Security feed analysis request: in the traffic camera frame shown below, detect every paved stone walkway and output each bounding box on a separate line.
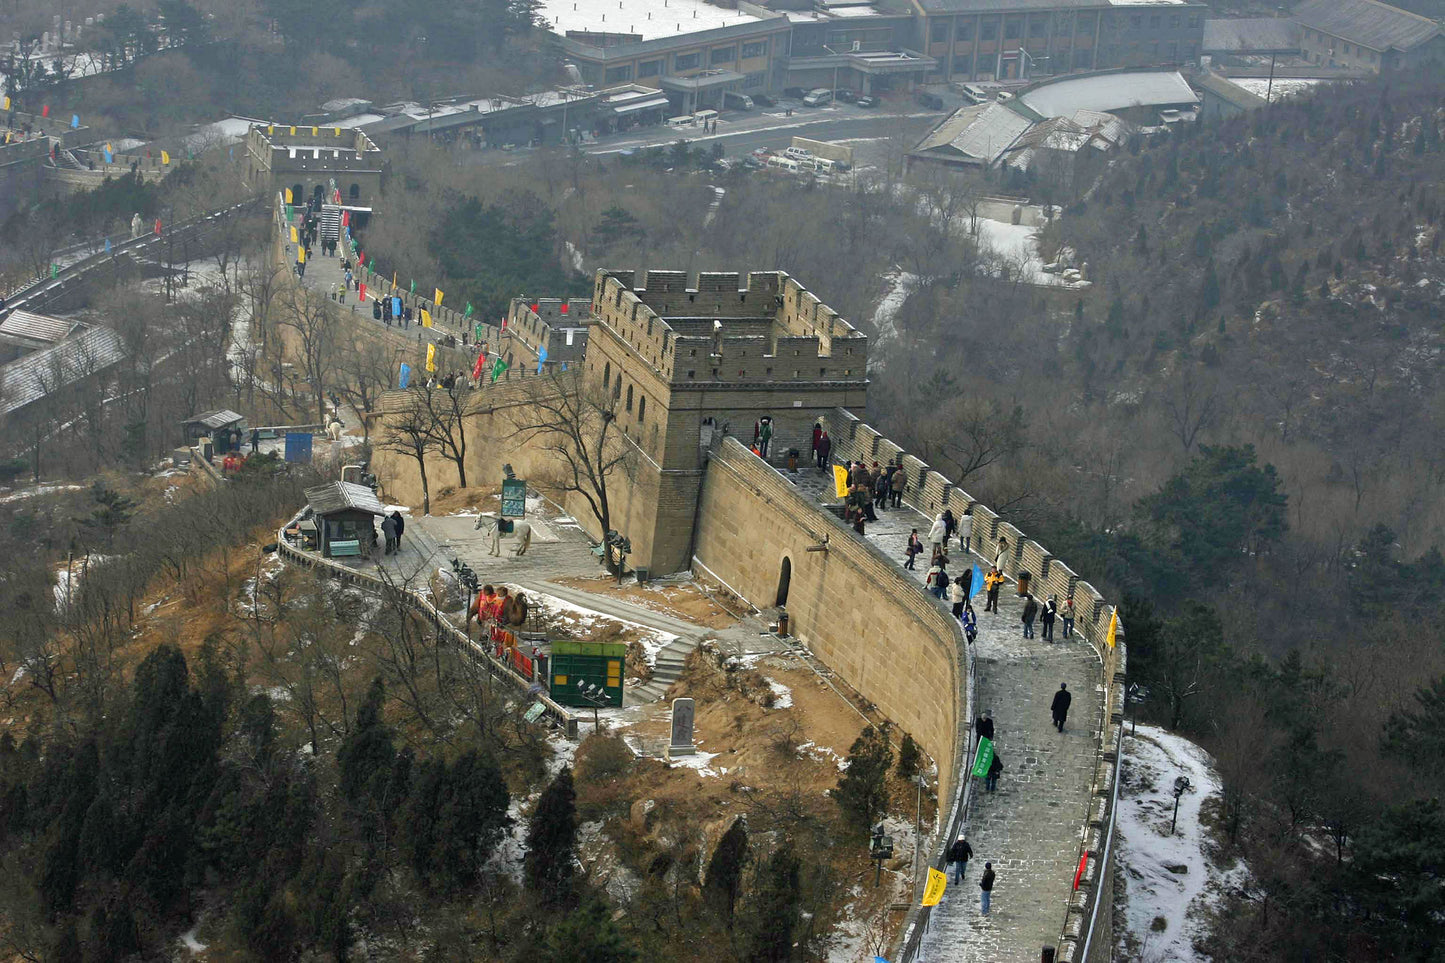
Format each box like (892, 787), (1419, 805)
(788, 465), (1104, 963)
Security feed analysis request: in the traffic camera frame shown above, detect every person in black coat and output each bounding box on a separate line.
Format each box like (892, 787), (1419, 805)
(947, 837), (973, 883)
(979, 862), (995, 915)
(390, 510), (405, 548)
(1051, 682), (1072, 732)
(975, 711), (994, 747)
(986, 753), (1002, 792)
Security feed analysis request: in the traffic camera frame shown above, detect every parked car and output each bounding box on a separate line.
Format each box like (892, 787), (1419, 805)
(783, 87), (808, 99)
(802, 88), (833, 107)
(836, 88), (857, 103)
(856, 95), (878, 108)
(915, 91), (945, 110)
(751, 93), (776, 107)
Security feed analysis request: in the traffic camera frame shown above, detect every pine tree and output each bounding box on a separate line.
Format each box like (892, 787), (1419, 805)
(79, 482), (136, 549)
(896, 733), (921, 781)
(831, 724), (893, 836)
(744, 843), (802, 963)
(704, 817), (748, 923)
(540, 898), (637, 963)
(337, 677), (395, 801)
(525, 766), (578, 907)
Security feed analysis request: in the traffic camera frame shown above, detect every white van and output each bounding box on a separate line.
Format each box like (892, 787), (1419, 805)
(723, 91), (754, 110)
(767, 156), (801, 173)
(812, 156), (838, 174)
(693, 108), (719, 126)
(666, 115), (694, 128)
(783, 145), (814, 162)
(802, 88), (833, 107)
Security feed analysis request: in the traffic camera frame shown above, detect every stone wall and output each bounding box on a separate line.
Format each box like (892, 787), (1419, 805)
(825, 407), (1126, 963)
(693, 437), (968, 808)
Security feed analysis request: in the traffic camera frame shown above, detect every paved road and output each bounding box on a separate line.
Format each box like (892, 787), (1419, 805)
(789, 465), (1103, 963)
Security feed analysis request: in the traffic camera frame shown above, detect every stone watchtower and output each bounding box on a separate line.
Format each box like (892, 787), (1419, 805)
(585, 269), (867, 575)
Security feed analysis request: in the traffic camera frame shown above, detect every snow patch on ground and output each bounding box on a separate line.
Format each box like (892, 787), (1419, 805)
(798, 740), (848, 771)
(0, 484), (85, 503)
(765, 677), (794, 709)
(872, 270), (918, 344)
(668, 749), (721, 777)
(178, 926), (208, 953)
(1115, 725), (1248, 963)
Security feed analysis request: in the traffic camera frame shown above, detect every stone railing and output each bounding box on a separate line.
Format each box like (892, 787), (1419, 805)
(275, 532), (579, 738)
(827, 407), (1127, 963)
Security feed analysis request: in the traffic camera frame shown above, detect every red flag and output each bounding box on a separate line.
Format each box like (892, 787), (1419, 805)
(529, 303), (538, 313)
(154, 219), (162, 235)
(342, 211), (351, 227)
(501, 317), (507, 330)
(472, 350), (486, 381)
(358, 282), (366, 302)
(334, 189), (341, 203)
(560, 303), (569, 314)
(358, 252), (365, 265)
(41, 105), (50, 117)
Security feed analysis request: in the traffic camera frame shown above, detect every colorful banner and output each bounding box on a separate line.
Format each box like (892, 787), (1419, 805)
(41, 104), (50, 117)
(1107, 609), (1119, 648)
(392, 296), (402, 317)
(160, 149), (170, 165)
(290, 226), (298, 243)
(832, 464), (850, 499)
(420, 309), (433, 328)
(50, 264), (58, 278)
(491, 356), (508, 383)
(425, 343), (436, 372)
(410, 278), (416, 294)
(70, 114), (79, 128)
(289, 125), (296, 135)
(102, 146), (113, 163)
(297, 247), (306, 264)
(284, 187), (293, 204)
(358, 282), (366, 302)
(1073, 853), (1088, 890)
(537, 344), (548, 374)
(473, 323), (483, 342)
(434, 288), (444, 306)
(2, 96), (10, 110)
(104, 238), (111, 254)
(267, 124), (275, 135)
(971, 737), (994, 779)
(154, 219), (162, 236)
(285, 203), (294, 221)
(398, 362), (411, 389)
(472, 350), (487, 380)
(335, 126), (342, 137)
(464, 302), (474, 319)
(921, 868), (947, 907)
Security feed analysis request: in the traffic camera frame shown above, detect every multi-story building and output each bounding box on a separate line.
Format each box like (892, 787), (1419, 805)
(583, 269), (868, 573)
(906, 0), (1207, 83)
(1292, 0), (1444, 73)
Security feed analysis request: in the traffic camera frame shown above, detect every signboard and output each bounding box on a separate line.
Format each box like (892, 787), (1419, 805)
(971, 736), (994, 779)
(501, 478), (527, 518)
(523, 701), (548, 724)
(284, 432), (313, 463)
(548, 640), (626, 708)
(921, 868), (948, 906)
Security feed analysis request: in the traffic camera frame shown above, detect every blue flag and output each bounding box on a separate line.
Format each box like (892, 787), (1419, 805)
(971, 564), (985, 597)
(102, 147), (113, 163)
(398, 363), (411, 389)
(229, 146), (234, 160)
(392, 296), (402, 317)
(537, 344), (548, 374)
(104, 238), (111, 254)
(70, 114), (79, 128)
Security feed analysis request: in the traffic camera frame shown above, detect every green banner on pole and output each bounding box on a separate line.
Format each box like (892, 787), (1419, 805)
(971, 737), (994, 779)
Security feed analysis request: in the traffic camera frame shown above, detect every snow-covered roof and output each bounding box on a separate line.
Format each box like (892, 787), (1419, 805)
(0, 310), (76, 345)
(914, 101), (1033, 165)
(539, 0), (764, 41)
(1292, 0), (1441, 51)
(1202, 17), (1301, 53)
(0, 326), (125, 416)
(1020, 70), (1199, 117)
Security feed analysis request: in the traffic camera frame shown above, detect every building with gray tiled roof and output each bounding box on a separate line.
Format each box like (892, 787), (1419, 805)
(1292, 0), (1444, 72)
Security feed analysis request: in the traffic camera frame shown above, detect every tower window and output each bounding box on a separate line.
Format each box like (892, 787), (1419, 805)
(626, 385), (633, 412)
(638, 396), (646, 421)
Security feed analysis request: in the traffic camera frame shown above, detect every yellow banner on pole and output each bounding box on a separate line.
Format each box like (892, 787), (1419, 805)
(1106, 609), (1119, 648)
(289, 125), (296, 135)
(2, 95), (10, 110)
(267, 123), (274, 135)
(434, 288), (444, 306)
(289, 226), (298, 243)
(832, 464), (850, 500)
(921, 868), (947, 907)
(284, 187), (293, 204)
(311, 126), (318, 136)
(425, 343), (436, 372)
(420, 308), (433, 328)
(297, 247), (306, 264)
(160, 150), (170, 165)
(335, 126), (341, 137)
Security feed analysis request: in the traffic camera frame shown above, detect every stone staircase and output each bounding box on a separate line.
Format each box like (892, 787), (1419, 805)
(631, 636), (697, 704)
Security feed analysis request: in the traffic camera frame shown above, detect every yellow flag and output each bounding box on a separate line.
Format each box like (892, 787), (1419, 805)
(289, 126), (296, 135)
(832, 464), (850, 499)
(334, 126), (341, 137)
(311, 126), (318, 136)
(267, 123), (274, 135)
(297, 247), (306, 264)
(106, 142), (114, 154)
(420, 308), (433, 328)
(161, 150), (170, 165)
(4, 132), (10, 144)
(392, 271), (398, 290)
(284, 187), (293, 204)
(921, 868), (947, 907)
(434, 288), (444, 306)
(290, 226), (298, 243)
(425, 343), (436, 372)
(2, 95), (10, 110)
(1106, 609), (1119, 648)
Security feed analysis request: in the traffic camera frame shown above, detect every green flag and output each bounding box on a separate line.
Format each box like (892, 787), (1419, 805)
(410, 278), (416, 294)
(464, 302), (474, 318)
(285, 203), (294, 221)
(50, 263), (57, 278)
(971, 737), (994, 779)
(490, 356), (508, 383)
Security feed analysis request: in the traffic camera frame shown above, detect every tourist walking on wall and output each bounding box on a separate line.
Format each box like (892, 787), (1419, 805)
(905, 529), (923, 570)
(811, 421), (822, 463)
(890, 464), (906, 507)
(979, 863), (996, 914)
(380, 513), (398, 555)
(948, 837), (974, 884)
(1061, 597), (1076, 638)
(962, 603), (978, 642)
(942, 508), (957, 546)
(928, 512), (948, 557)
(1041, 595), (1057, 641)
(391, 511), (405, 547)
(975, 709), (993, 747)
(959, 507), (973, 553)
(816, 431), (832, 470)
(985, 754), (1002, 792)
(950, 575), (967, 620)
(873, 468), (889, 511)
(1051, 683), (1071, 732)
(1021, 593), (1038, 639)
(994, 536), (1009, 573)
(984, 567), (1005, 612)
(926, 558), (948, 598)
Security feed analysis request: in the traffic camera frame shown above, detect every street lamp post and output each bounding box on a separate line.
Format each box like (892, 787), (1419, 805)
(822, 44), (843, 102)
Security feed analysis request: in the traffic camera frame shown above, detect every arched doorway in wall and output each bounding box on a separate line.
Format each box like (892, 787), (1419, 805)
(776, 556), (792, 607)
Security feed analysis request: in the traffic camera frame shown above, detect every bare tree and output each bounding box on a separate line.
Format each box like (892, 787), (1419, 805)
(378, 389), (440, 515)
(335, 338), (404, 444)
(1164, 368), (1222, 453)
(908, 394), (1028, 487)
(276, 286), (339, 423)
(511, 366), (637, 545)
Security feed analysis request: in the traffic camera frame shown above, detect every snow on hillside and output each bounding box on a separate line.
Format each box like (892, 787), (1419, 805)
(1114, 725), (1248, 963)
